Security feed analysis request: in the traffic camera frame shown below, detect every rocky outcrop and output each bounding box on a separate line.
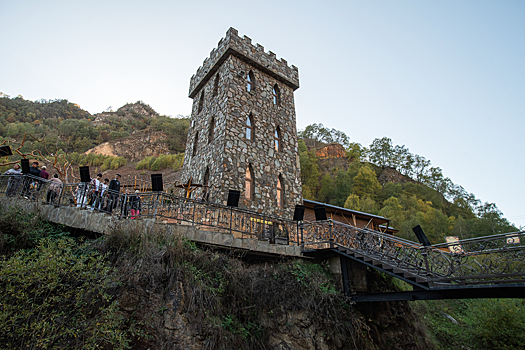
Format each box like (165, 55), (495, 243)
(315, 143), (346, 159)
(84, 128), (170, 163)
(377, 166), (415, 186)
(92, 102), (159, 128)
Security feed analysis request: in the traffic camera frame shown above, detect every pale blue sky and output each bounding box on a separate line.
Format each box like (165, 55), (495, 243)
(1, 0), (524, 227)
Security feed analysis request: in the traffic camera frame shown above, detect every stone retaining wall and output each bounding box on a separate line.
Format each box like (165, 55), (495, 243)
(0, 197), (302, 258)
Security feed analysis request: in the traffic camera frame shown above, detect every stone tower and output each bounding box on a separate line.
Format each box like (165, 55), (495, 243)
(181, 28), (302, 219)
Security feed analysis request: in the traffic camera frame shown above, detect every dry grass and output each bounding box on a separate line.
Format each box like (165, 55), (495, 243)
(97, 223), (367, 349)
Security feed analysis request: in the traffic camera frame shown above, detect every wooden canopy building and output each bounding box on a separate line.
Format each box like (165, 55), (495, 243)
(302, 199), (398, 234)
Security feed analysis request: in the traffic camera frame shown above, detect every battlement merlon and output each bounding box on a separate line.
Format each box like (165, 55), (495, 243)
(188, 27), (299, 98)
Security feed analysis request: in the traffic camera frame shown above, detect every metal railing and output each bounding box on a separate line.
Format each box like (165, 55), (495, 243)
(2, 174), (525, 287)
(0, 175), (299, 245)
(302, 219), (525, 286)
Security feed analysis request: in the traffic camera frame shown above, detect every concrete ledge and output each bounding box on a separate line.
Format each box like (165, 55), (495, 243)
(0, 197), (303, 258)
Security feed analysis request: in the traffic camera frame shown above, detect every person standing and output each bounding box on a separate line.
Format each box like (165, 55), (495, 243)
(26, 161), (41, 199)
(107, 173), (121, 213)
(4, 163), (22, 196)
(130, 190), (142, 219)
(46, 174), (62, 204)
(90, 173), (102, 208)
(29, 161), (40, 177)
(99, 178), (109, 211)
(40, 165), (49, 180)
(37, 165), (49, 193)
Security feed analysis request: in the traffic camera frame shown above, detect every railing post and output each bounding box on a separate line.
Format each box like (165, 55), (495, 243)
(120, 193), (126, 219)
(192, 200), (196, 226)
(229, 207), (233, 235)
(329, 219), (334, 248)
(56, 186), (64, 207)
(422, 247), (431, 283)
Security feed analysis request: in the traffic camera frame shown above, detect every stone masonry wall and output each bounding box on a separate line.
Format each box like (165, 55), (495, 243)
(182, 29), (302, 219)
(188, 27), (299, 98)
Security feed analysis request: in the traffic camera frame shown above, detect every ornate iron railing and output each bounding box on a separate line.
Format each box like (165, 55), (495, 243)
(2, 174), (525, 287)
(302, 219), (525, 286)
(0, 175), (299, 245)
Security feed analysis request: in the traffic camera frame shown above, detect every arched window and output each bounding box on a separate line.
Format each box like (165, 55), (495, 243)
(208, 117), (215, 143)
(277, 175), (284, 208)
(247, 71), (254, 92)
(213, 74), (220, 96)
(246, 114), (254, 140)
(198, 91), (204, 113)
(245, 165), (254, 200)
(272, 84), (280, 106)
(274, 127), (281, 152)
(192, 132), (199, 157)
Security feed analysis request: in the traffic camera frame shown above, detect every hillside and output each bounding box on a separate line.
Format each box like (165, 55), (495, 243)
(0, 96), (189, 156)
(85, 128), (171, 163)
(1, 95), (517, 245)
(298, 124), (518, 244)
(0, 207), (436, 350)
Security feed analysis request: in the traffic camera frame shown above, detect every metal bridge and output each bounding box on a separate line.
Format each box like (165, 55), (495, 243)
(1, 174), (524, 302)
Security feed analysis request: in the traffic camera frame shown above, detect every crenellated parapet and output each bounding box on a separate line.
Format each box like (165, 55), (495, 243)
(188, 27), (299, 98)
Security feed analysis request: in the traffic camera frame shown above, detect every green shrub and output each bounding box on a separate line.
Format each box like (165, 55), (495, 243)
(135, 153), (184, 171)
(0, 206), (69, 254)
(0, 238), (130, 349)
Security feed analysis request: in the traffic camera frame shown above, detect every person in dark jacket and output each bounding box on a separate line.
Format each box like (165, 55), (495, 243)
(107, 173), (121, 213)
(24, 161), (41, 199)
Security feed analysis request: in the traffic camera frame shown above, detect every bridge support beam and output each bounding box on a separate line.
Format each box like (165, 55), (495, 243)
(327, 255), (368, 295)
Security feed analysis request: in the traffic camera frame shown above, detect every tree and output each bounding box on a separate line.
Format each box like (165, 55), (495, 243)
(368, 137), (394, 168)
(352, 166), (381, 199)
(332, 170), (352, 207)
(317, 174), (335, 204)
(298, 139), (320, 199)
(344, 194), (360, 211)
(360, 196), (378, 215)
(346, 142), (364, 161)
(379, 197), (405, 229)
(298, 123), (350, 148)
(413, 154), (431, 182)
(474, 202), (517, 236)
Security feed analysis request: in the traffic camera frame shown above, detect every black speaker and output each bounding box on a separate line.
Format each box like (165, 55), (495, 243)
(314, 205), (327, 221)
(21, 159), (30, 174)
(293, 204), (305, 221)
(79, 166), (90, 183)
(227, 190), (240, 207)
(0, 145), (13, 156)
(151, 174), (163, 192)
(412, 225), (431, 247)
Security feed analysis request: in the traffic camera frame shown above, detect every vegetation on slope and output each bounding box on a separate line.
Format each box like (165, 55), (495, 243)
(298, 124), (518, 244)
(1, 206), (380, 349)
(0, 95), (189, 158)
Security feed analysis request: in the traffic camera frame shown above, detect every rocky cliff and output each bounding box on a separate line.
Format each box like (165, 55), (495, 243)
(85, 128), (170, 163)
(315, 143), (346, 159)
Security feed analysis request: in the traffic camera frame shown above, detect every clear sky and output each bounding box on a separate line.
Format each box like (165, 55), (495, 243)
(1, 0), (524, 228)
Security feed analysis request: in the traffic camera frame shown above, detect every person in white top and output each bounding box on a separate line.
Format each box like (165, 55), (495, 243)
(98, 178), (109, 211)
(89, 173), (102, 208)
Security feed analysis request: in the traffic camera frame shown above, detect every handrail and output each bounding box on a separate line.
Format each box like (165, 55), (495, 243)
(2, 174), (525, 287)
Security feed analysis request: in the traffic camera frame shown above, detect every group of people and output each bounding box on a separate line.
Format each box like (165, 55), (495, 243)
(4, 164), (141, 219)
(80, 173), (142, 219)
(3, 161), (62, 202)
